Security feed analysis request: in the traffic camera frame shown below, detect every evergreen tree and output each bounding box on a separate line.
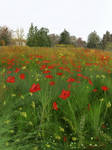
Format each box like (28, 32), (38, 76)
(102, 31), (112, 49)
(0, 26), (12, 46)
(87, 31), (100, 49)
(26, 23), (35, 46)
(36, 27), (51, 47)
(33, 26), (39, 46)
(26, 24), (51, 47)
(59, 29), (71, 44)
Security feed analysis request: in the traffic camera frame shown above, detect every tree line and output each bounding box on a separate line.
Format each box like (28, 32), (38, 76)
(0, 24), (112, 50)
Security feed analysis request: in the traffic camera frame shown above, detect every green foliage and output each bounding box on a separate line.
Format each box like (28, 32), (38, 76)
(0, 26), (12, 46)
(37, 28), (51, 47)
(87, 31), (101, 49)
(102, 31), (112, 49)
(59, 29), (71, 44)
(0, 48), (112, 149)
(26, 23), (51, 47)
(105, 42), (112, 51)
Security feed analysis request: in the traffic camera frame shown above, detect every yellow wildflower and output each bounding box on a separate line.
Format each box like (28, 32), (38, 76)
(20, 112), (27, 118)
(20, 95), (25, 99)
(22, 66), (26, 70)
(59, 127), (64, 132)
(4, 120), (10, 124)
(11, 93), (16, 97)
(72, 137), (77, 141)
(55, 135), (61, 140)
(107, 102), (111, 108)
(31, 101), (36, 109)
(45, 144), (51, 148)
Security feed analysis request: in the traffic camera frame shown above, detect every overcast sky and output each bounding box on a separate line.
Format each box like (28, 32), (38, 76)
(0, 0), (111, 41)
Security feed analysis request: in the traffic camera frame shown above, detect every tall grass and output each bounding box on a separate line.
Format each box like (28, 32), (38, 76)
(0, 46), (112, 150)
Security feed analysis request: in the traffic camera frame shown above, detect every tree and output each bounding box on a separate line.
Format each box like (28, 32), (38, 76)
(102, 31), (112, 49)
(87, 31), (100, 49)
(105, 42), (112, 51)
(26, 24), (51, 47)
(26, 23), (35, 46)
(33, 26), (39, 46)
(59, 29), (71, 44)
(49, 34), (60, 47)
(70, 36), (77, 46)
(76, 38), (87, 48)
(37, 27), (51, 47)
(0, 26), (12, 46)
(15, 28), (25, 46)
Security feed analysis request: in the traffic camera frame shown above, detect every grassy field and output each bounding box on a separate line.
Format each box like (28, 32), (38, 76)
(0, 46), (112, 150)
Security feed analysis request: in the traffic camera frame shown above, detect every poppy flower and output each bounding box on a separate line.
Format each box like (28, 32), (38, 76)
(42, 60), (50, 63)
(88, 79), (93, 85)
(101, 86), (108, 91)
(7, 66), (12, 69)
(25, 61), (30, 64)
(7, 71), (12, 74)
(56, 73), (63, 76)
(68, 84), (72, 89)
(77, 73), (83, 77)
(14, 68), (20, 73)
(59, 89), (70, 100)
(67, 77), (75, 83)
(63, 136), (67, 142)
(53, 102), (58, 110)
(49, 81), (55, 86)
(43, 70), (51, 74)
(40, 65), (47, 70)
(6, 76), (15, 83)
(59, 67), (64, 70)
(48, 65), (54, 69)
(93, 89), (97, 92)
(30, 83), (40, 93)
(20, 73), (25, 79)
(45, 75), (53, 79)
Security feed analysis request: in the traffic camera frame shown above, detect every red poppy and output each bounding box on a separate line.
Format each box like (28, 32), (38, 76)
(7, 71), (12, 74)
(77, 73), (83, 77)
(6, 76), (15, 83)
(29, 83), (40, 93)
(53, 102), (58, 111)
(7, 66), (12, 69)
(48, 65), (54, 69)
(59, 67), (64, 70)
(43, 70), (51, 74)
(14, 68), (20, 73)
(25, 61), (30, 64)
(40, 65), (47, 70)
(49, 81), (55, 86)
(42, 60), (50, 63)
(56, 73), (63, 76)
(45, 75), (53, 79)
(20, 73), (25, 79)
(93, 89), (97, 92)
(88, 79), (93, 85)
(83, 76), (89, 79)
(68, 84), (72, 89)
(63, 136), (67, 142)
(59, 89), (70, 100)
(67, 77), (75, 83)
(75, 80), (80, 83)
(101, 86), (108, 91)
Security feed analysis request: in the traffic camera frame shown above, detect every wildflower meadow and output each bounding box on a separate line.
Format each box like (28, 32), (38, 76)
(0, 46), (112, 150)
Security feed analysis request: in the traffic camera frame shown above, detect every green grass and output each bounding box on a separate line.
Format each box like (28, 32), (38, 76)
(0, 47), (112, 150)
